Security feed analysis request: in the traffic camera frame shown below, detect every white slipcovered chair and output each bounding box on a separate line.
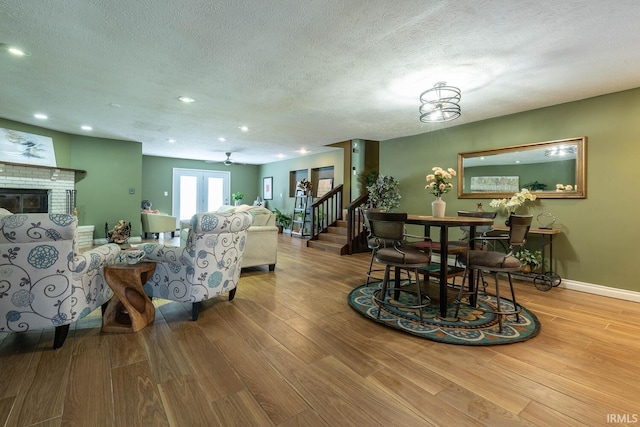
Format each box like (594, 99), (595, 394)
(0, 212), (120, 348)
(139, 211), (252, 320)
(141, 211), (178, 238)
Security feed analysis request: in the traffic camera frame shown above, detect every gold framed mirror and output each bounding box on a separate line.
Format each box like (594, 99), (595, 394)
(457, 137), (586, 199)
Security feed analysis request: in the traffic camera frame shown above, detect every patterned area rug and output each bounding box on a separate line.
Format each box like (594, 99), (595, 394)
(348, 281), (541, 345)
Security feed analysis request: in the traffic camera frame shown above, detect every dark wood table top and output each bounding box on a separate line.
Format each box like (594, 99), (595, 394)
(406, 214), (494, 227)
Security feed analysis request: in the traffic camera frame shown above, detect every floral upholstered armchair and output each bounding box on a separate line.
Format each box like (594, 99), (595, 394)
(0, 212), (121, 348)
(139, 211), (252, 320)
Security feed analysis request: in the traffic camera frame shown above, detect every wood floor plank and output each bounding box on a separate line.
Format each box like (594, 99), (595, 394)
(209, 389), (275, 427)
(140, 318), (192, 385)
(60, 332), (114, 427)
(277, 409), (331, 427)
(0, 331), (41, 399)
(173, 322), (245, 402)
(111, 361), (169, 426)
(233, 298), (328, 364)
(157, 375), (218, 426)
(215, 335), (309, 424)
(284, 315), (383, 378)
(370, 367), (484, 426)
(108, 331), (147, 369)
(435, 383), (536, 426)
(6, 330), (72, 427)
(264, 345), (434, 426)
(519, 400), (590, 427)
(0, 396), (14, 426)
(491, 353), (636, 416)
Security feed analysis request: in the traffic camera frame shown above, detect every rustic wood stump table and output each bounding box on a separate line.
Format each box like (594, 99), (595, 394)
(102, 262), (156, 333)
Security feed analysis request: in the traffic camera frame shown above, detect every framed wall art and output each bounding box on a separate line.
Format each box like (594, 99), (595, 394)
(263, 176), (273, 200)
(0, 127), (57, 167)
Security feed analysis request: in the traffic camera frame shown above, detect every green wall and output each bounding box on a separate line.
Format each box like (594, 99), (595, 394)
(70, 135), (142, 237)
(258, 149), (345, 215)
(380, 87), (640, 292)
(141, 156), (261, 214)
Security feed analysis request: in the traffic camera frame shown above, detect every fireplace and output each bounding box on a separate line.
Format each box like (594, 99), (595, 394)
(0, 188), (49, 213)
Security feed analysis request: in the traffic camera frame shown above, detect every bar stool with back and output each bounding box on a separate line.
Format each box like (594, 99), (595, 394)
(455, 214), (533, 332)
(363, 210), (411, 286)
(365, 211), (433, 323)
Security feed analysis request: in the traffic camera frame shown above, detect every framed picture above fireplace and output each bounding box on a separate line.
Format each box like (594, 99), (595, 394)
(0, 127), (57, 167)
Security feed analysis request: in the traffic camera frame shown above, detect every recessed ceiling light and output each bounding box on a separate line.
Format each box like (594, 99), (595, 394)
(276, 154), (286, 159)
(178, 96), (195, 103)
(34, 113), (48, 120)
(168, 138), (176, 143)
(81, 125), (92, 131)
(239, 126), (249, 132)
(0, 43), (30, 56)
(218, 137), (226, 142)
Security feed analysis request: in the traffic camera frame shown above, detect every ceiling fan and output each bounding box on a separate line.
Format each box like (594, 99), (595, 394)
(205, 152), (237, 166)
(222, 152), (234, 166)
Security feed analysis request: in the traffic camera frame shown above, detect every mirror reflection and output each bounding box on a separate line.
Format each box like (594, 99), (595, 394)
(457, 137), (586, 199)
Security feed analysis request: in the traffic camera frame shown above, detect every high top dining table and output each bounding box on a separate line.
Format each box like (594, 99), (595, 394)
(406, 215), (495, 317)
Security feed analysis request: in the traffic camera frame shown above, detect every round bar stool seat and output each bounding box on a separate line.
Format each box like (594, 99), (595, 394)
(373, 245), (432, 323)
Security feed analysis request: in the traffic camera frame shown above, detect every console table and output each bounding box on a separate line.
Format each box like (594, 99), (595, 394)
(491, 225), (562, 291)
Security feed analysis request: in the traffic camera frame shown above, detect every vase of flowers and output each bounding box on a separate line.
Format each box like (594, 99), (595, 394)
(425, 166), (456, 218)
(297, 178), (313, 195)
(365, 174), (401, 211)
(489, 188), (537, 224)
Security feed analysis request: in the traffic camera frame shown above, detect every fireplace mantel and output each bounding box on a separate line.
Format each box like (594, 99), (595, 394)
(0, 160), (86, 175)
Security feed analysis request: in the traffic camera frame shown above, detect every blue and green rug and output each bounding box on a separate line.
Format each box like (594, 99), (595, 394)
(348, 281), (540, 345)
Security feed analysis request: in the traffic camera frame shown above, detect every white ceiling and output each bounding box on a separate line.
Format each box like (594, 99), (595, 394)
(2, 0), (640, 165)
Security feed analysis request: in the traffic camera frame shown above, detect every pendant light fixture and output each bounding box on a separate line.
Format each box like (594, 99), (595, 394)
(419, 82), (461, 122)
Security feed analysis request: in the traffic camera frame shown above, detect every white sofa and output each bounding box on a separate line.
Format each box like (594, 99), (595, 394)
(180, 205), (278, 271)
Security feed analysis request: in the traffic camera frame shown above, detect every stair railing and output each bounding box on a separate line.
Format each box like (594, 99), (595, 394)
(309, 185), (343, 242)
(345, 193), (369, 254)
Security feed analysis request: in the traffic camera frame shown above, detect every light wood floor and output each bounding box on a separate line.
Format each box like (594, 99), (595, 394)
(1, 234), (639, 426)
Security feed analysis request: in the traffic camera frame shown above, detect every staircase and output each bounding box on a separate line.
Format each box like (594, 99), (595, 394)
(307, 219), (350, 255)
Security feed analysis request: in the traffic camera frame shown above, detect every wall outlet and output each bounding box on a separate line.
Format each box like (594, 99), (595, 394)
(129, 187), (135, 194)
(164, 191), (168, 196)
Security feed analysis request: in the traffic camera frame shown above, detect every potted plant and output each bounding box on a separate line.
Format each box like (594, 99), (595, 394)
(514, 248), (543, 273)
(364, 174), (401, 211)
(273, 208), (292, 233)
(232, 192), (245, 206)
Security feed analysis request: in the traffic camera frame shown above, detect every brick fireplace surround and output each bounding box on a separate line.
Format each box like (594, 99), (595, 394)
(0, 162), (95, 249)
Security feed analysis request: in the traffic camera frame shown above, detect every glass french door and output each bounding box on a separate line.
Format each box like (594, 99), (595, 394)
(172, 168), (230, 222)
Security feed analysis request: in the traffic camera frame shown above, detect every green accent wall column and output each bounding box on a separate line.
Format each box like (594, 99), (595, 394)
(70, 136), (142, 238)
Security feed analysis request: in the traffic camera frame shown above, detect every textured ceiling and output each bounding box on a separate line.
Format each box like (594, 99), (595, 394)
(2, 0), (640, 165)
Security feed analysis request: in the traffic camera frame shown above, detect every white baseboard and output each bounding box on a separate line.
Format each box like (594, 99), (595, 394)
(559, 279), (640, 303)
(93, 236), (142, 245)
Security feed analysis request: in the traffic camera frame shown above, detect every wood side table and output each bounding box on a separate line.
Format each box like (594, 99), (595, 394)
(102, 262), (156, 333)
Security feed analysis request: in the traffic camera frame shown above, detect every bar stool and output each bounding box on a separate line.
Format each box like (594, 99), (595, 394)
(366, 211), (432, 323)
(363, 210), (411, 286)
(455, 214), (532, 332)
